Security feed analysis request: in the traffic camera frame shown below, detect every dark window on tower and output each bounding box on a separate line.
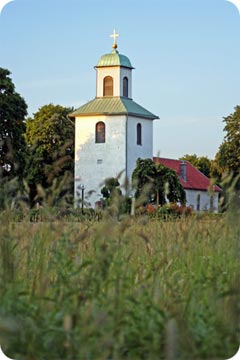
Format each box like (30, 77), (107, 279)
(96, 122), (105, 143)
(137, 123), (142, 145)
(103, 76), (113, 96)
(123, 77), (128, 97)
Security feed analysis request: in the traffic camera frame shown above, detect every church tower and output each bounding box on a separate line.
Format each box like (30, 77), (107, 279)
(70, 31), (159, 207)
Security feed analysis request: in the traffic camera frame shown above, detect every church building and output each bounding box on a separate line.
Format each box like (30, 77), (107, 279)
(70, 31), (159, 207)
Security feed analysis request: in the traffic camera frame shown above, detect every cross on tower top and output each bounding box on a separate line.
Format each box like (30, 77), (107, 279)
(110, 29), (119, 49)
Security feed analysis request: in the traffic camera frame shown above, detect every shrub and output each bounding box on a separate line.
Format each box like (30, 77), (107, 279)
(147, 203), (193, 219)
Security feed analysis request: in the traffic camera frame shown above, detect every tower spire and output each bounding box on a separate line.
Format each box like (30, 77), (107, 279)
(110, 29), (119, 50)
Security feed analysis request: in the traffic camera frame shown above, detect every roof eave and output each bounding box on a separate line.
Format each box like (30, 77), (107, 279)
(69, 112), (127, 117)
(184, 186), (221, 192)
(69, 111), (158, 119)
(127, 113), (159, 120)
(95, 65), (135, 70)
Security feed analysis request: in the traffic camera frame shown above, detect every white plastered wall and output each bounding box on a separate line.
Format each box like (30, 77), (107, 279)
(185, 189), (219, 213)
(74, 114), (126, 207)
(126, 116), (153, 183)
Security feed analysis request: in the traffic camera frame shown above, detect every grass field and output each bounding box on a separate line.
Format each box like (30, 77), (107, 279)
(0, 210), (239, 359)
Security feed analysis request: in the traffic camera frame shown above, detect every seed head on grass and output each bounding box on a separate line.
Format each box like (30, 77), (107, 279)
(137, 231), (153, 256)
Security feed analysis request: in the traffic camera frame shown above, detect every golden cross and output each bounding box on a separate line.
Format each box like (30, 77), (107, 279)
(110, 29), (119, 48)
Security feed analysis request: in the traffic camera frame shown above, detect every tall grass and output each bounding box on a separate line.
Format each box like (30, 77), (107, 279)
(0, 210), (239, 359)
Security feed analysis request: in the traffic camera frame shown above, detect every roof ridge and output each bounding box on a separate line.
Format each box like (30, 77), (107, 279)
(120, 96), (129, 113)
(122, 97), (159, 119)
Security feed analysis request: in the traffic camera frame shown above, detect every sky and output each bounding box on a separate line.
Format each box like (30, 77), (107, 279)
(0, 0), (239, 160)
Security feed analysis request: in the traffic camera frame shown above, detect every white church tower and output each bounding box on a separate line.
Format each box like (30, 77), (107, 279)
(70, 30), (159, 207)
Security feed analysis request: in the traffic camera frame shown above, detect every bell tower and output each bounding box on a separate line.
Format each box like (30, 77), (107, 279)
(70, 31), (159, 207)
(95, 29), (133, 99)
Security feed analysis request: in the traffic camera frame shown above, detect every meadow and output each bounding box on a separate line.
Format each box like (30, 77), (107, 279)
(0, 209), (239, 360)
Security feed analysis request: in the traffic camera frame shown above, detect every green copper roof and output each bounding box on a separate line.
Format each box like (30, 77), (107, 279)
(96, 50), (134, 69)
(70, 97), (158, 120)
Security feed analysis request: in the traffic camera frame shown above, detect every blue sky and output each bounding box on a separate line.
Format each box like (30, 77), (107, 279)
(0, 0), (239, 159)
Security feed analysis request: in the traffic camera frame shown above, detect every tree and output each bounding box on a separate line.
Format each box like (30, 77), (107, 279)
(0, 68), (28, 179)
(211, 106), (240, 209)
(25, 104), (74, 206)
(216, 106), (240, 177)
(132, 158), (156, 200)
(210, 146), (228, 184)
(179, 154), (211, 178)
(155, 164), (186, 205)
(211, 106), (240, 184)
(100, 177), (132, 214)
(132, 158), (186, 206)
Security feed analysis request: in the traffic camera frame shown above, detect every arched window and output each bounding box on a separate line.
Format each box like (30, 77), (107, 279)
(137, 123), (142, 145)
(96, 122), (105, 143)
(103, 76), (113, 96)
(123, 77), (128, 97)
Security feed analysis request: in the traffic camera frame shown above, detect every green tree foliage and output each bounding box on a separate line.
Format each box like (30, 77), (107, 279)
(101, 177), (121, 201)
(179, 154), (211, 177)
(100, 177), (131, 214)
(0, 68), (27, 179)
(132, 158), (186, 206)
(210, 148), (227, 184)
(222, 106), (240, 174)
(132, 158), (156, 200)
(25, 104), (74, 206)
(213, 106), (240, 179)
(211, 106), (240, 209)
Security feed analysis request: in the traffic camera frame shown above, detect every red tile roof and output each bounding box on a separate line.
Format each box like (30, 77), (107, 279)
(153, 157), (221, 192)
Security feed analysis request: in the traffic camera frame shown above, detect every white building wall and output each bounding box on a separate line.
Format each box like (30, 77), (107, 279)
(75, 114), (126, 207)
(126, 116), (153, 183)
(185, 189), (219, 213)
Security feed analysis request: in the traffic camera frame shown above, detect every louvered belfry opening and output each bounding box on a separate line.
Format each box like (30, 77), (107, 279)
(103, 76), (113, 96)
